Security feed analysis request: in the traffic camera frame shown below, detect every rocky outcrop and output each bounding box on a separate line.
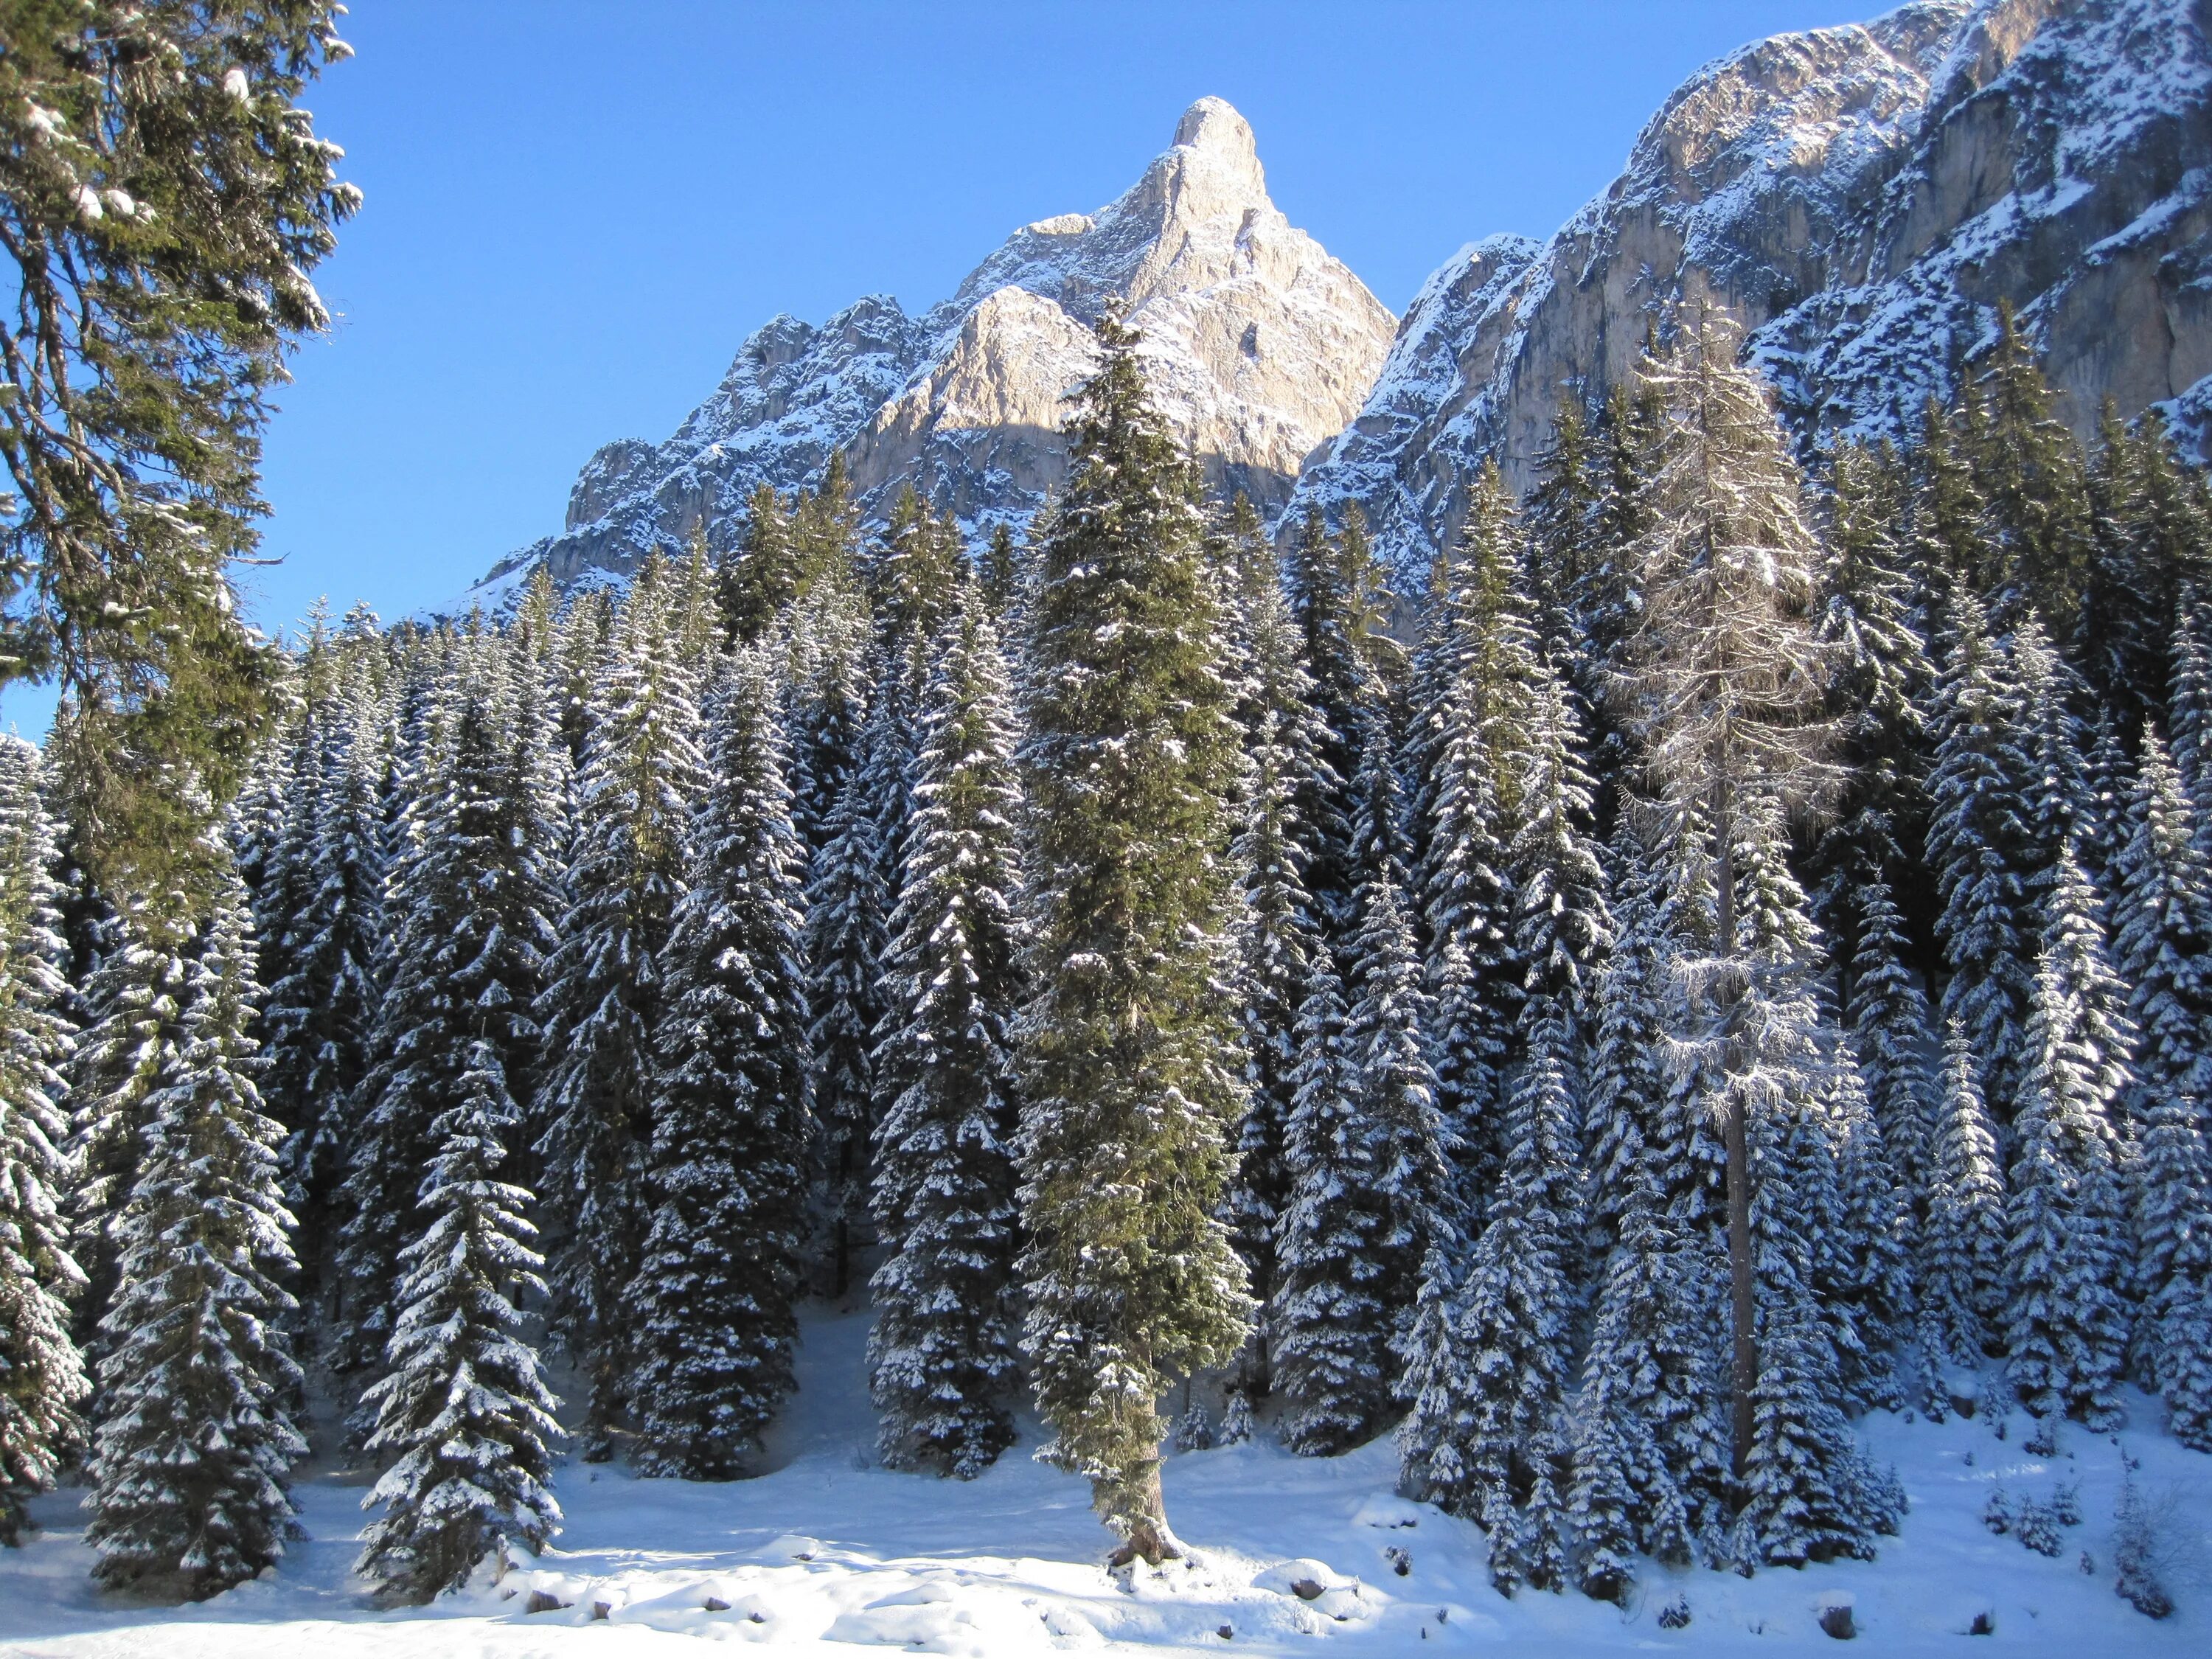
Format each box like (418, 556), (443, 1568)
(1293, 0), (2212, 586)
(457, 98), (1395, 611)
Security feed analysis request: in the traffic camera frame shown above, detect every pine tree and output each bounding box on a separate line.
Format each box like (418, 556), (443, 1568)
(1284, 506), (1366, 928)
(355, 1041), (562, 1601)
(1845, 877), (1938, 1214)
(1014, 304), (1251, 1562)
(981, 520), (1020, 617)
(1618, 305), (1837, 1480)
(784, 566), (873, 863)
(869, 595), (1025, 1478)
(1523, 395), (1603, 665)
(86, 866), (305, 1599)
(2004, 867), (2134, 1428)
(1919, 1024), (2010, 1366)
(535, 562), (705, 1436)
(0, 740), (85, 1545)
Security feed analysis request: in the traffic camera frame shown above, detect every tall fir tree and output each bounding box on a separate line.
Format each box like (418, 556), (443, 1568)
(1971, 302), (2094, 640)
(355, 1040), (563, 1601)
(0, 740), (86, 1545)
(1013, 305), (1251, 1562)
(86, 866), (305, 1599)
(627, 650), (812, 1477)
(719, 481), (799, 646)
(869, 594), (1026, 1477)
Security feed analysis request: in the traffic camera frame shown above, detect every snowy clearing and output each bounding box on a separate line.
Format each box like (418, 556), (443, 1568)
(3, 1307), (2208, 1656)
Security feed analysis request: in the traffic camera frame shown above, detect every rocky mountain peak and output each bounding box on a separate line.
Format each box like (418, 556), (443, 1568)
(456, 97), (1394, 611)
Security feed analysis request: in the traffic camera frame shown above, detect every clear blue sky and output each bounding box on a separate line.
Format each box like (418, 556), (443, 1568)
(4, 1), (1893, 733)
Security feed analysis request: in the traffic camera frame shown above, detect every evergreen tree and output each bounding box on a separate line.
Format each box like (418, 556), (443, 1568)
(783, 566), (873, 863)
(260, 677), (385, 1245)
(628, 651), (811, 1478)
(1972, 302), (2094, 639)
(0, 740), (85, 1545)
(981, 520), (1020, 617)
(1284, 506), (1366, 927)
(1222, 560), (1326, 1382)
(869, 596), (1025, 1477)
(355, 1041), (562, 1601)
(1919, 1024), (2010, 1366)
(2171, 597), (2212, 837)
(1809, 439), (1934, 955)
(804, 685), (891, 1298)
(2004, 866), (2134, 1429)
(534, 560), (706, 1436)
(1014, 305), (1251, 1562)
(1927, 588), (2039, 1120)
(1523, 395), (1603, 665)
(1845, 877), (1938, 1214)
(86, 868), (305, 1599)
(719, 481), (799, 645)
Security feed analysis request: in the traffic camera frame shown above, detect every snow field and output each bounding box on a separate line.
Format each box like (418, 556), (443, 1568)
(3, 1307), (2209, 1655)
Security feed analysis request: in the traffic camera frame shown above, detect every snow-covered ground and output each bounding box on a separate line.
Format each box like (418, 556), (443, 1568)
(4, 1307), (2208, 1655)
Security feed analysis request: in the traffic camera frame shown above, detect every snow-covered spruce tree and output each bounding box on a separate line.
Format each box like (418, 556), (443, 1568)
(355, 1040), (562, 1601)
(260, 675), (385, 1248)
(1919, 1023), (2011, 1366)
(1014, 303), (1251, 1563)
(2171, 597), (2212, 835)
(1222, 545), (1327, 1379)
(1581, 819), (1670, 1255)
(1271, 952), (1377, 1453)
(869, 594), (1025, 1478)
(1523, 395), (1604, 667)
(784, 566), (872, 865)
(65, 904), (191, 1357)
(2112, 730), (2212, 1436)
(535, 560), (705, 1437)
(1617, 305), (1837, 1480)
(0, 740), (86, 1545)
(1845, 876), (1938, 1217)
(2013, 616), (2095, 882)
(2003, 855), (2135, 1430)
(86, 864), (305, 1599)
(336, 644), (560, 1381)
(1809, 439), (1933, 959)
(1284, 506), (1366, 932)
(1426, 665), (1609, 1592)
(1971, 302), (2095, 641)
(626, 650), (813, 1478)
(1820, 1039), (1916, 1413)
(1726, 805), (1899, 1565)
(804, 678), (891, 1298)
(1413, 465), (1539, 1202)
(719, 481), (799, 647)
(1927, 586), (2040, 1121)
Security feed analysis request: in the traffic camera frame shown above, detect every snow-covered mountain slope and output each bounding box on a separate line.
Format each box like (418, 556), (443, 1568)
(456, 98), (1395, 611)
(5, 1306), (2208, 1655)
(1293, 0), (2212, 585)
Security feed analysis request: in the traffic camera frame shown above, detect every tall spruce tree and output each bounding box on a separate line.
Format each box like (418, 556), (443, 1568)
(0, 740), (85, 1545)
(86, 866), (305, 1599)
(627, 650), (811, 1478)
(1971, 303), (2094, 639)
(1013, 305), (1251, 1562)
(535, 560), (706, 1438)
(2003, 858), (2135, 1430)
(355, 1040), (562, 1601)
(1919, 1023), (2010, 1366)
(869, 594), (1026, 1477)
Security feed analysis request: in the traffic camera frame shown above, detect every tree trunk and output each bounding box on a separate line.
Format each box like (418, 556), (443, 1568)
(1102, 1462), (1181, 1567)
(1714, 784), (1756, 1486)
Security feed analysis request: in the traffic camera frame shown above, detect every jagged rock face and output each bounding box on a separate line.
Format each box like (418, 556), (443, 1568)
(1293, 0), (2212, 587)
(459, 98), (1394, 610)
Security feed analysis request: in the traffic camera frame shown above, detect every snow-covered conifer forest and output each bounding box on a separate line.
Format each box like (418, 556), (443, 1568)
(7, 1), (2212, 1653)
